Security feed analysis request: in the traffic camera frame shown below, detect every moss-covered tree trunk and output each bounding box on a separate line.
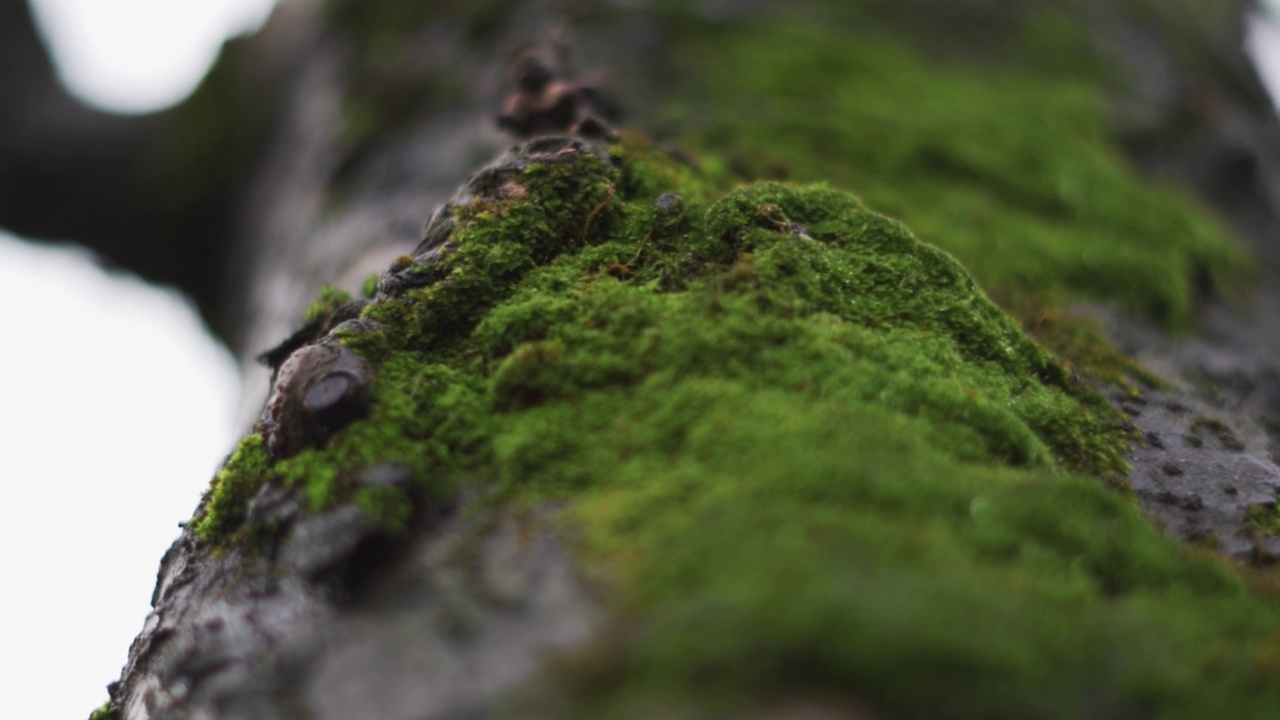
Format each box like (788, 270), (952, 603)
(38, 1), (1280, 718)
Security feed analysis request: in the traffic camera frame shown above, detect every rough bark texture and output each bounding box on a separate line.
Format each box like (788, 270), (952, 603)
(1067, 2), (1280, 558)
(10, 0), (1277, 718)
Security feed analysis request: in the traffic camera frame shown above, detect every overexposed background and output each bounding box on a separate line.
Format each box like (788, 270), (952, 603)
(2, 1), (1280, 718)
(1, 2), (274, 718)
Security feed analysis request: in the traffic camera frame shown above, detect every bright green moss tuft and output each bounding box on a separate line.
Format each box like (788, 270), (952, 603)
(271, 355), (491, 506)
(302, 285), (353, 325)
(477, 181), (1128, 481)
(194, 356), (490, 544)
(194, 434), (272, 543)
(360, 148), (620, 355)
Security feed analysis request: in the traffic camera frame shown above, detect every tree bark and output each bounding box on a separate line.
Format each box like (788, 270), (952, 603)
(13, 1), (1276, 718)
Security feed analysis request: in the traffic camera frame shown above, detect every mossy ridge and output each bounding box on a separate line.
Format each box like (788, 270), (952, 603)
(197, 141), (628, 542)
(194, 135), (1280, 715)
(660, 17), (1247, 330)
(358, 144), (624, 355)
(194, 356), (489, 543)
(474, 179), (1131, 479)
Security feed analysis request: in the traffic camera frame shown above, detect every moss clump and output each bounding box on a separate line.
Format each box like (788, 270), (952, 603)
(479, 179), (1130, 482)
(357, 145), (622, 355)
(302, 285), (353, 325)
(194, 434), (272, 542)
(660, 17), (1247, 329)
(191, 124), (1280, 715)
(194, 356), (489, 544)
(1247, 500), (1280, 538)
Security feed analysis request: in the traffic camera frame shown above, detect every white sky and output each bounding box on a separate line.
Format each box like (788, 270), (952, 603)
(2, 2), (274, 718)
(0, 234), (241, 718)
(1250, 2), (1280, 112)
(28, 0), (276, 112)
(2, 1), (1279, 718)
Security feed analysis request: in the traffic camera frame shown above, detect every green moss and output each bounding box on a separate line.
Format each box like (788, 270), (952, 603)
(1247, 500), (1280, 537)
(609, 133), (725, 204)
(660, 19), (1247, 329)
(192, 6), (1280, 704)
(547, 415), (1274, 717)
(354, 482), (414, 535)
(87, 700), (112, 720)
(357, 147), (621, 355)
(194, 356), (491, 544)
(475, 181), (1130, 482)
(194, 434), (272, 542)
(1026, 312), (1166, 393)
(302, 285), (353, 325)
(276, 356), (490, 508)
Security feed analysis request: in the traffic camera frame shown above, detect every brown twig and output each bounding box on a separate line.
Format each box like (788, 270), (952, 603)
(581, 185), (616, 243)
